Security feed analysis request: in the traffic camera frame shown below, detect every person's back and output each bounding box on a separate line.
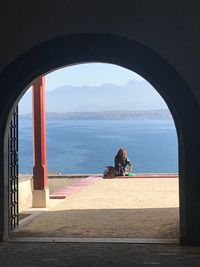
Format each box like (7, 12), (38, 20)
(114, 148), (132, 176)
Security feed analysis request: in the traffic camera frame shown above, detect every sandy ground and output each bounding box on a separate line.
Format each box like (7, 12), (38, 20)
(48, 178), (83, 194)
(14, 178), (179, 238)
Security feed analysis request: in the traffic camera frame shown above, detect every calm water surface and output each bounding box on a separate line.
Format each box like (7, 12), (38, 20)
(19, 119), (178, 174)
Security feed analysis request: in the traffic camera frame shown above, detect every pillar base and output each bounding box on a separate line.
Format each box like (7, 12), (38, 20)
(32, 188), (49, 208)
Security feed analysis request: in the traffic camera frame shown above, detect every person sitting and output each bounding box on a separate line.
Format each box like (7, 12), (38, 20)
(114, 148), (132, 176)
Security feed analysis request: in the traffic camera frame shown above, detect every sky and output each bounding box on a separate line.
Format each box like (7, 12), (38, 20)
(45, 63), (144, 91)
(20, 63), (167, 113)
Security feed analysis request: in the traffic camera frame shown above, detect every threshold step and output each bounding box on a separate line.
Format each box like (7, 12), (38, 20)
(50, 195), (66, 199)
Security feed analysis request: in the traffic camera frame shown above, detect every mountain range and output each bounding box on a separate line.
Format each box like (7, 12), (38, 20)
(19, 80), (167, 114)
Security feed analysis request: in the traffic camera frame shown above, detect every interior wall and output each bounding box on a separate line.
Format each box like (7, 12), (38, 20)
(0, 1), (200, 102)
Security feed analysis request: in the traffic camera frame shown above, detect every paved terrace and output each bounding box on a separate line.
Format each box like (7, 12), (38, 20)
(4, 174), (200, 266)
(14, 174), (179, 239)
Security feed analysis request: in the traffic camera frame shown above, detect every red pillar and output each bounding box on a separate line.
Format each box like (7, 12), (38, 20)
(32, 76), (48, 190)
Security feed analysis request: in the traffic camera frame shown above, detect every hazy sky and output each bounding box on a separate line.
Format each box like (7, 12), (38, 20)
(20, 63), (167, 113)
(45, 63), (144, 91)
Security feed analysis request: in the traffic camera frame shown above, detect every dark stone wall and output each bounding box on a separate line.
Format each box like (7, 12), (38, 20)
(0, 1), (200, 98)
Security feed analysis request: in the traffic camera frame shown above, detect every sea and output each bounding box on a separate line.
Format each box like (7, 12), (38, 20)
(19, 119), (178, 174)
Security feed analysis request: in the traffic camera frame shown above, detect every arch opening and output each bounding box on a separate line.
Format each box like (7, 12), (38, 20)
(19, 62), (178, 174)
(16, 62), (179, 240)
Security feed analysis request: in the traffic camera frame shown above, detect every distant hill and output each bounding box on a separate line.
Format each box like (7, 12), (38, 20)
(19, 80), (167, 114)
(20, 109), (172, 120)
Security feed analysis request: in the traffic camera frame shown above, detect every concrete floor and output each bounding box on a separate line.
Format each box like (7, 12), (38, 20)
(1, 242), (200, 266)
(14, 177), (179, 239)
(4, 175), (200, 266)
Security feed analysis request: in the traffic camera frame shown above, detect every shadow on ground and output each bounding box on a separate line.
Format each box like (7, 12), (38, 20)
(13, 207), (179, 238)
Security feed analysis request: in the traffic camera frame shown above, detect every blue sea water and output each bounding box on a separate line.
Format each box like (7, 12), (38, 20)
(19, 119), (178, 174)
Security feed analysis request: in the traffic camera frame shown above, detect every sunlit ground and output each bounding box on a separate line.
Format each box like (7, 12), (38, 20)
(14, 177), (179, 239)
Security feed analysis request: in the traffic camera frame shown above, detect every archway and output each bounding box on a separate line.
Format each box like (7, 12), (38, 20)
(0, 34), (200, 245)
(17, 63), (179, 240)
